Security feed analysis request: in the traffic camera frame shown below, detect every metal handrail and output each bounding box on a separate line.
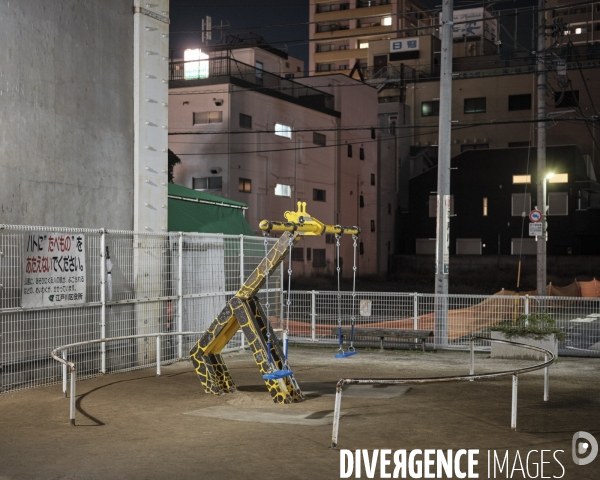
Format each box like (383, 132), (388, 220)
(50, 331), (207, 426)
(331, 336), (556, 448)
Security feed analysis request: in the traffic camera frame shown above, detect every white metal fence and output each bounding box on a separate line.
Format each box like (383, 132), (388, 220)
(285, 291), (600, 357)
(2, 224), (599, 395)
(0, 225), (282, 394)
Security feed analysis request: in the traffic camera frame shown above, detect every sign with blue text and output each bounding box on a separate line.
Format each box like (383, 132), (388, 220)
(390, 37), (419, 53)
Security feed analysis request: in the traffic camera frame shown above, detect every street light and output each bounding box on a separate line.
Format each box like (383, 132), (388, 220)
(537, 171), (554, 301)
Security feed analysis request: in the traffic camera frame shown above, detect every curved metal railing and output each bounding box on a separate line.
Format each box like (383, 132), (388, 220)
(331, 336), (556, 448)
(51, 331), (206, 426)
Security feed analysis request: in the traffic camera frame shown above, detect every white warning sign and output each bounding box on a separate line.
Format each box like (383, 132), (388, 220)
(22, 232), (86, 308)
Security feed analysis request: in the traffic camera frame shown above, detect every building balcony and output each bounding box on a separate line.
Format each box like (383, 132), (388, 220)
(314, 24), (393, 40)
(169, 57), (338, 117)
(314, 4), (392, 23)
(314, 48), (367, 63)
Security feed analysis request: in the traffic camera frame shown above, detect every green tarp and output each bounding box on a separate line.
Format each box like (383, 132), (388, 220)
(168, 184), (255, 236)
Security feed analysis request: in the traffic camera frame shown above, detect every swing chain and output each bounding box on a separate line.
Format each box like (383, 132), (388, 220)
(349, 234), (358, 352)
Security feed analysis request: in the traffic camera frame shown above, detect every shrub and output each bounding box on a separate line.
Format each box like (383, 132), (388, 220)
(490, 313), (566, 342)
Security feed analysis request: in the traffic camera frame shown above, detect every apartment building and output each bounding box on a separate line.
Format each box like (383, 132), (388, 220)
(547, 0), (600, 46)
(168, 45), (380, 276)
(309, 0), (434, 78)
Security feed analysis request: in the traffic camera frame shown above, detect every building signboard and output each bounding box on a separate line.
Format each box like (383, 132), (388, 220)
(440, 8), (498, 42)
(390, 37), (419, 53)
(22, 232), (86, 308)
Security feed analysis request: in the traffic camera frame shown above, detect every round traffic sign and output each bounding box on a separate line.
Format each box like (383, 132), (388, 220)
(529, 209), (542, 223)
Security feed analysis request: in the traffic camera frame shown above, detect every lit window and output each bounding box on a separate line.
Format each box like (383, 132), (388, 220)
(513, 175), (531, 184)
(483, 197), (488, 216)
(382, 17), (392, 26)
(575, 27), (582, 34)
(238, 178), (251, 193)
(359, 42), (369, 49)
(548, 173), (568, 183)
(184, 48), (209, 80)
(274, 123), (292, 139)
(275, 184), (291, 197)
(422, 101), (440, 117)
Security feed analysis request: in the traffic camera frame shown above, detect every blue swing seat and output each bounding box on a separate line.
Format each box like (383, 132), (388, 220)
(262, 369), (293, 380)
(335, 350), (358, 359)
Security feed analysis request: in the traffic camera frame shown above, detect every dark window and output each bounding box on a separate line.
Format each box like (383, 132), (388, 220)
(193, 176), (222, 190)
(370, 220), (375, 232)
(360, 195), (364, 208)
(238, 178), (251, 193)
(371, 128), (376, 139)
(360, 147), (365, 160)
(313, 188), (326, 202)
(508, 141), (530, 148)
(239, 113), (252, 129)
(347, 144), (353, 157)
(422, 101), (440, 117)
(555, 90), (579, 108)
(508, 94), (531, 111)
(306, 248), (312, 261)
(461, 144), (489, 152)
(313, 249), (326, 267)
(388, 203), (392, 214)
(325, 234), (336, 244)
(464, 97), (486, 114)
(291, 247), (304, 261)
(313, 132), (326, 146)
(389, 51), (420, 61)
(359, 242), (364, 255)
(371, 174), (375, 185)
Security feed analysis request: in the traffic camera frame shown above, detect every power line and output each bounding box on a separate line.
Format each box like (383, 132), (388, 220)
(168, 116), (600, 138)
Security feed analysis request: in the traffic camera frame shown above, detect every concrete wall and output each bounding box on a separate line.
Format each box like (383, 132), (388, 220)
(0, 1), (134, 229)
(298, 74), (379, 276)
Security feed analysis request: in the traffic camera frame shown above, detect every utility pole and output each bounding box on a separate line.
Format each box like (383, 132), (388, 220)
(536, 0), (547, 300)
(434, 0), (454, 347)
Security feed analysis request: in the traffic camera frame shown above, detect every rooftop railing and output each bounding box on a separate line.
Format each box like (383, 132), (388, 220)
(169, 57), (337, 114)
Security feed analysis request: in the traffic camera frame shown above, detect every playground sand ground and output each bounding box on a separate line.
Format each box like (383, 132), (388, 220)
(0, 346), (599, 479)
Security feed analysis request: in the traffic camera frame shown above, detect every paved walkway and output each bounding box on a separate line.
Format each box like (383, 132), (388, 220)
(0, 347), (599, 479)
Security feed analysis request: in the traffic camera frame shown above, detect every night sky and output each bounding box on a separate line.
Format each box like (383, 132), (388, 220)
(169, 0), (538, 67)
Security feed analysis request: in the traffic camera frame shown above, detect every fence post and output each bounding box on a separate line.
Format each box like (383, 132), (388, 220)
(413, 293), (418, 330)
(240, 235), (245, 350)
(100, 229), (106, 374)
(70, 369), (77, 426)
(469, 337), (475, 380)
(525, 295), (529, 315)
(156, 335), (161, 376)
(177, 232), (183, 360)
(62, 349), (68, 397)
(511, 375), (518, 430)
(311, 290), (317, 342)
(544, 354), (550, 402)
